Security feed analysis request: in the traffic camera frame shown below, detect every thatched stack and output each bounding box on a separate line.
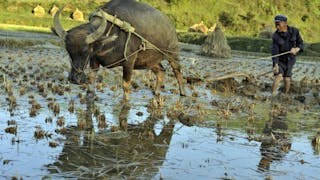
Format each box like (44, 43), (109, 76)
(200, 26), (231, 58)
(72, 8), (84, 21)
(32, 5), (45, 17)
(259, 26), (273, 39)
(189, 21), (208, 34)
(50, 5), (59, 17)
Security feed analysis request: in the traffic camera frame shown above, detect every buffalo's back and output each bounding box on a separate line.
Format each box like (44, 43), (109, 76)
(101, 0), (178, 50)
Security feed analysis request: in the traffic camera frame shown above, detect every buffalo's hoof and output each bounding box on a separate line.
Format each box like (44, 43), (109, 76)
(180, 92), (187, 96)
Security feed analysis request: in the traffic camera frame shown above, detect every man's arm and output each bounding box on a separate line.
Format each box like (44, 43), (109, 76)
(291, 28), (304, 55)
(271, 35), (280, 64)
(296, 29), (304, 52)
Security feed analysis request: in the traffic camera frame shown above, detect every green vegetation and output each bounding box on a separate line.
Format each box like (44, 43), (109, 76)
(0, 38), (42, 48)
(1, 0), (320, 42)
(177, 32), (320, 56)
(0, 0), (100, 31)
(0, 37), (62, 48)
(0, 23), (49, 33)
(144, 0), (320, 43)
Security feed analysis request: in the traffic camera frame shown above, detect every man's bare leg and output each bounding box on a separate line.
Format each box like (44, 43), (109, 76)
(284, 77), (291, 94)
(272, 74), (283, 96)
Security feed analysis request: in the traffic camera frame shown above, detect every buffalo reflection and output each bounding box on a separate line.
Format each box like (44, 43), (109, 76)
(258, 103), (291, 171)
(48, 103), (175, 179)
(312, 130), (320, 155)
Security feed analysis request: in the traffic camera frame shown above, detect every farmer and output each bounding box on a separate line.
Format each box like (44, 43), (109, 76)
(271, 15), (304, 96)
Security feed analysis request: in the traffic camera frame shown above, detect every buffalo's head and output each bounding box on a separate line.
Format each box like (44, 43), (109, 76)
(52, 7), (108, 84)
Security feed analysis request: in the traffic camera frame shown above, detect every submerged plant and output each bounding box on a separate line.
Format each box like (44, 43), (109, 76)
(217, 103), (231, 120)
(5, 125), (17, 135)
(34, 126), (52, 139)
(68, 99), (75, 113)
(97, 114), (107, 129)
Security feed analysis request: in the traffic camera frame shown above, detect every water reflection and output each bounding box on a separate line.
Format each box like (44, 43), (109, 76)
(258, 103), (291, 171)
(48, 102), (175, 179)
(312, 130), (320, 155)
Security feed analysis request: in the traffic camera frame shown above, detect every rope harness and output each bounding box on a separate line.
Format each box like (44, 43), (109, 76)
(70, 9), (177, 75)
(93, 10), (174, 59)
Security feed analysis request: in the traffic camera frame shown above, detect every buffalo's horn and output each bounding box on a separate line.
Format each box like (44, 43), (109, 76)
(85, 11), (107, 44)
(53, 6), (67, 39)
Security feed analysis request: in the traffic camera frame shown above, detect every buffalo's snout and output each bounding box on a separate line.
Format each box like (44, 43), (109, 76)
(68, 70), (87, 84)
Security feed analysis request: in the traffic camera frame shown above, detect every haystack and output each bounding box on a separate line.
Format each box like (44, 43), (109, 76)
(50, 5), (59, 17)
(200, 26), (231, 58)
(72, 8), (84, 21)
(188, 21), (208, 34)
(259, 26), (273, 39)
(32, 5), (45, 17)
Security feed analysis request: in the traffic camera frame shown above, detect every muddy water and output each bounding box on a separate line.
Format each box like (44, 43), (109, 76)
(0, 38), (319, 179)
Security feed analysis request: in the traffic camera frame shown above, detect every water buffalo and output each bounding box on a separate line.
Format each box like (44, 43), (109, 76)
(52, 0), (186, 101)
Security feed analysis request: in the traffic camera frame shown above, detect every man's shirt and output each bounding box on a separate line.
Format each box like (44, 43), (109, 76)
(271, 26), (304, 65)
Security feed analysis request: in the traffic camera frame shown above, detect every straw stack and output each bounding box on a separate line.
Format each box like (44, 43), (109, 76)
(200, 26), (231, 58)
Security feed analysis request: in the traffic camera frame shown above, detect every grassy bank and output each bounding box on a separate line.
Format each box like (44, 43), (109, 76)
(0, 23), (50, 33)
(0, 0), (95, 30)
(145, 0), (320, 43)
(1, 0), (320, 43)
(0, 0), (319, 56)
(177, 32), (320, 57)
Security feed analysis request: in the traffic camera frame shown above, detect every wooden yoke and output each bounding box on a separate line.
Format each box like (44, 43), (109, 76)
(90, 9), (171, 63)
(91, 9), (135, 33)
(90, 10), (137, 61)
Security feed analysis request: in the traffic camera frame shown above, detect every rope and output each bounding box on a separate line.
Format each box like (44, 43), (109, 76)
(257, 51), (291, 60)
(68, 53), (91, 74)
(124, 31), (131, 61)
(95, 10), (177, 62)
(256, 70), (273, 78)
(90, 48), (143, 71)
(187, 51), (295, 82)
(254, 51), (292, 78)
(106, 18), (114, 37)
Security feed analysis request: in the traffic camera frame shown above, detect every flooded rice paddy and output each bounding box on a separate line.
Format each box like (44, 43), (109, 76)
(0, 32), (319, 179)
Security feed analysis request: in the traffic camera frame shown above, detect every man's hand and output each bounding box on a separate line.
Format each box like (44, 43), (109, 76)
(290, 47), (300, 55)
(273, 64), (279, 74)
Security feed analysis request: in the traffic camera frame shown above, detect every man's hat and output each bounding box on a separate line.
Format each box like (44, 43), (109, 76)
(274, 15), (287, 22)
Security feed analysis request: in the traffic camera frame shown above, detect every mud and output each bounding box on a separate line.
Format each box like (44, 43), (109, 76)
(0, 31), (319, 179)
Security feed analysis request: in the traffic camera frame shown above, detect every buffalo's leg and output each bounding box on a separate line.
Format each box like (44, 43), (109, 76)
(168, 59), (186, 96)
(151, 63), (165, 96)
(86, 70), (97, 107)
(119, 104), (130, 131)
(86, 59), (99, 108)
(122, 54), (137, 101)
(272, 74), (282, 96)
(122, 76), (131, 102)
